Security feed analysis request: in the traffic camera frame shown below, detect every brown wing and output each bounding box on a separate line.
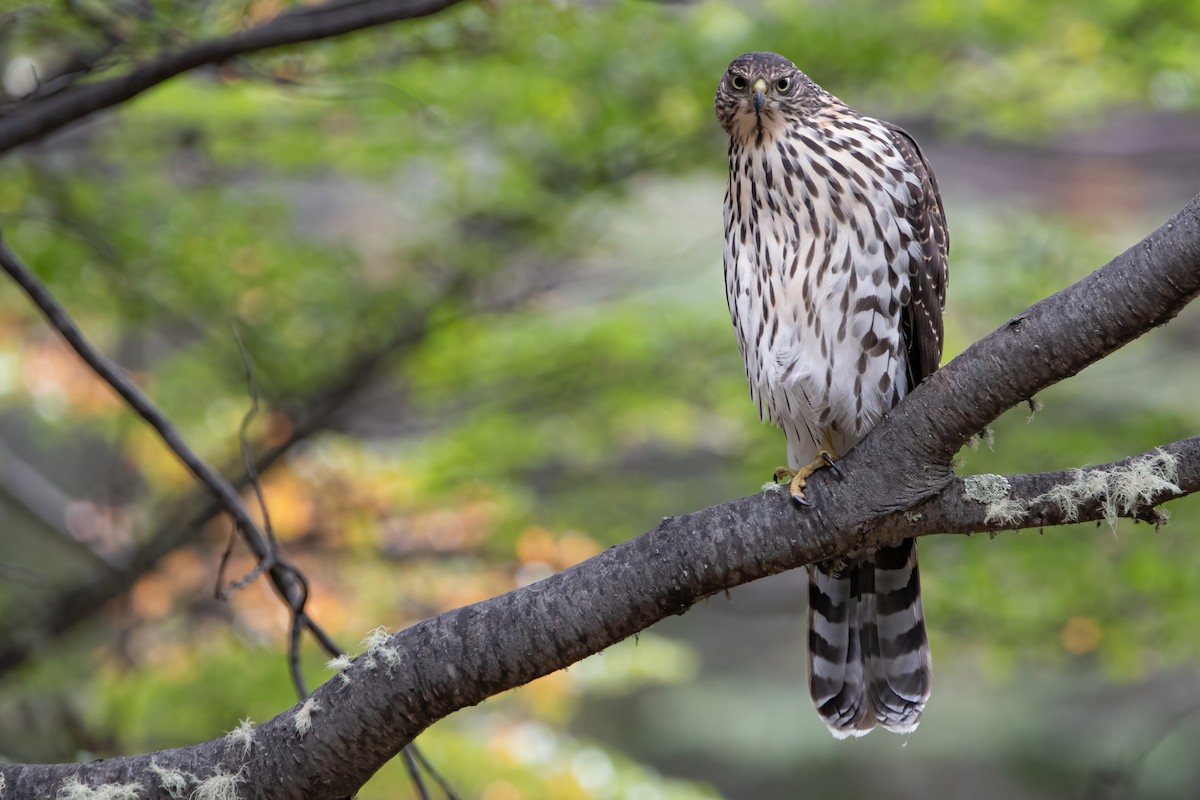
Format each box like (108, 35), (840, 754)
(885, 122), (948, 389)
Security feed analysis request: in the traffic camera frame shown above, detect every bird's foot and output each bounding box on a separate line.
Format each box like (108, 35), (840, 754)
(773, 466), (795, 484)
(775, 450), (840, 505)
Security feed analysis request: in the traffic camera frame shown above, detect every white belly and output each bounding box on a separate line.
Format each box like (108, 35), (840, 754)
(722, 117), (920, 467)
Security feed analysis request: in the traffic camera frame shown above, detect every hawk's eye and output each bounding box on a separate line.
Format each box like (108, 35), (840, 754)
(776, 77), (791, 92)
(730, 74), (747, 90)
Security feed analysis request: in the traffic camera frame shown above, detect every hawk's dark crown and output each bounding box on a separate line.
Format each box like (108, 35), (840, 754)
(715, 52), (833, 140)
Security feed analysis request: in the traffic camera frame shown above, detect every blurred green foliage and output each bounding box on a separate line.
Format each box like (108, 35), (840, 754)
(1, 0), (1199, 798)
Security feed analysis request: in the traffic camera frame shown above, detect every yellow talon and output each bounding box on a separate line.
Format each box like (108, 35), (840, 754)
(780, 449), (839, 505)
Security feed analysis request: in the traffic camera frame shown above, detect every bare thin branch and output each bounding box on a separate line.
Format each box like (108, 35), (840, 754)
(0, 231), (331, 641)
(0, 235), (270, 558)
(411, 745), (462, 800)
(214, 324), (277, 600)
(0, 228), (343, 657)
(401, 749), (430, 800)
(0, 0), (466, 154)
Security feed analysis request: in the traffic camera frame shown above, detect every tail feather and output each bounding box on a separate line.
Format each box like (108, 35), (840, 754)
(807, 539), (931, 737)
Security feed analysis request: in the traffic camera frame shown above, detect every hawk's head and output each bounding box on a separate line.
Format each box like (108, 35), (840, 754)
(715, 52), (828, 145)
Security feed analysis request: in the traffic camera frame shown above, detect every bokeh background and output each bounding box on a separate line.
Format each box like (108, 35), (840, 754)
(2, 1), (1200, 798)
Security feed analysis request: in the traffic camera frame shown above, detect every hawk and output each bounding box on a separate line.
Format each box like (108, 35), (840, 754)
(715, 52), (948, 737)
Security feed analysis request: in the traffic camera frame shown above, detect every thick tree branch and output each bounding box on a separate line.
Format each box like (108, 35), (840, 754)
(2, 197), (1197, 799)
(890, 437), (1200, 537)
(0, 0), (466, 155)
(2, 448), (1196, 799)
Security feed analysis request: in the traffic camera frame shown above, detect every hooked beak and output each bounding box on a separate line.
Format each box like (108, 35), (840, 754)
(752, 78), (766, 112)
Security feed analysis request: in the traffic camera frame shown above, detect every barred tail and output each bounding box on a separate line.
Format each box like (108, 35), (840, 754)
(806, 539), (931, 738)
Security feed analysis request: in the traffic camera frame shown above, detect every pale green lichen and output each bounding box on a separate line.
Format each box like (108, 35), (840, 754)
(294, 697), (320, 738)
(225, 718), (255, 758)
(1039, 469), (1108, 523)
(378, 646), (402, 669)
(1038, 449), (1180, 530)
(148, 760), (192, 799)
(761, 480), (784, 494)
(362, 626), (391, 651)
(963, 473), (1026, 525)
(326, 654), (354, 685)
(56, 776), (143, 800)
(361, 626), (402, 670)
(1026, 397), (1043, 423)
(966, 427), (996, 453)
(965, 450), (1181, 532)
(902, 510), (923, 522)
(193, 768), (245, 800)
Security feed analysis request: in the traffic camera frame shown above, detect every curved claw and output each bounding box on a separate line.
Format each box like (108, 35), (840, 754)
(788, 470), (810, 506)
(785, 449), (841, 506)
